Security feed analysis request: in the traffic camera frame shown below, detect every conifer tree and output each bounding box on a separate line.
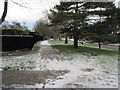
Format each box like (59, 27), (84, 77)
(84, 2), (119, 48)
(49, 2), (87, 48)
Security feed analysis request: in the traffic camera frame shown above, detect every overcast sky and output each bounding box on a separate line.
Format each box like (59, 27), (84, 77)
(0, 0), (120, 30)
(0, 0), (60, 30)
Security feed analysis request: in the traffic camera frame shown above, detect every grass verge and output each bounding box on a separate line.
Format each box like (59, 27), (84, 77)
(32, 41), (41, 51)
(49, 40), (118, 56)
(49, 40), (118, 73)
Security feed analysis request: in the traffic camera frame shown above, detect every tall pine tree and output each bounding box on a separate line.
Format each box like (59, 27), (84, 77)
(49, 2), (88, 48)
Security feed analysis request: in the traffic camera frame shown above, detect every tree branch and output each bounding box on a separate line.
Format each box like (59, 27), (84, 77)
(0, 0), (8, 25)
(11, 0), (31, 9)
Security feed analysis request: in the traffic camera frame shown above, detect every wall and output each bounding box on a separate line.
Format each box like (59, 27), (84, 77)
(1, 35), (43, 51)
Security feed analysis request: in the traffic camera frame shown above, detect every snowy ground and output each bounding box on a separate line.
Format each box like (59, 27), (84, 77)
(1, 40), (119, 88)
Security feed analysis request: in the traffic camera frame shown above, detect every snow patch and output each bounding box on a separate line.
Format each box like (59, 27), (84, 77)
(41, 41), (50, 45)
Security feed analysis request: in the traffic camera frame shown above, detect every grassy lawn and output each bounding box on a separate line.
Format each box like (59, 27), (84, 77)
(49, 40), (73, 45)
(49, 40), (118, 56)
(32, 41), (41, 51)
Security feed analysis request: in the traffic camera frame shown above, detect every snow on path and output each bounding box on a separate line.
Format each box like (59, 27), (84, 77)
(35, 41), (118, 88)
(44, 58), (118, 88)
(38, 41), (118, 88)
(40, 41), (50, 45)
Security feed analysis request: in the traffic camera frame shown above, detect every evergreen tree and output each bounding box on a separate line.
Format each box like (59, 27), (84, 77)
(49, 2), (119, 49)
(49, 2), (88, 48)
(84, 2), (119, 48)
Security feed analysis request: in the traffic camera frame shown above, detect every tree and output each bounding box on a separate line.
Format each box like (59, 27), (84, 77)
(49, 2), (119, 49)
(49, 2), (88, 48)
(1, 21), (29, 35)
(10, 21), (27, 29)
(1, 21), (28, 29)
(34, 19), (51, 37)
(84, 2), (119, 49)
(89, 21), (109, 48)
(0, 0), (8, 25)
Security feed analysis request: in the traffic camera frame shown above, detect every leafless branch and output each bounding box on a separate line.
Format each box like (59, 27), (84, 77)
(11, 0), (31, 9)
(19, 0), (28, 5)
(11, 0), (43, 9)
(0, 0), (8, 25)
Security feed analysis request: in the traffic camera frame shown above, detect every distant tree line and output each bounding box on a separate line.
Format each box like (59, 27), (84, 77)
(1, 21), (28, 29)
(0, 21), (29, 35)
(34, 19), (62, 40)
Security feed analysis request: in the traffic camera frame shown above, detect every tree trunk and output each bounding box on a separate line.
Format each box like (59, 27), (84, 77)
(58, 34), (62, 41)
(73, 28), (78, 48)
(73, 2), (79, 48)
(98, 41), (101, 49)
(74, 35), (78, 48)
(0, 0), (8, 25)
(65, 34), (68, 44)
(118, 45), (120, 61)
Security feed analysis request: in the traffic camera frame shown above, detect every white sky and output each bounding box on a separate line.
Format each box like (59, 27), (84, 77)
(0, 0), (120, 30)
(0, 0), (60, 30)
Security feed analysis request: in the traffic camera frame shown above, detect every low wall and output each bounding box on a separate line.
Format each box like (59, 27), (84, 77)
(1, 35), (43, 51)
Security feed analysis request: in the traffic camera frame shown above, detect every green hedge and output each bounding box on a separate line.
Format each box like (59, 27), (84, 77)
(0, 28), (29, 35)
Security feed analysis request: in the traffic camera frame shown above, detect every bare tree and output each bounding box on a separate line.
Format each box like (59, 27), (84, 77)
(34, 19), (51, 36)
(0, 0), (8, 25)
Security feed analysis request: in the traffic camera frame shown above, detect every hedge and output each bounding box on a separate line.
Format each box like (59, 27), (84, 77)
(0, 28), (29, 35)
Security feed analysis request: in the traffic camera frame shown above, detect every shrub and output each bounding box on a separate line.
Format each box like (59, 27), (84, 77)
(1, 28), (29, 35)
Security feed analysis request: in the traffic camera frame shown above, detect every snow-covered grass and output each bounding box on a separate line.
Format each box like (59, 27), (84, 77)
(49, 40), (118, 74)
(1, 40), (119, 88)
(48, 40), (118, 88)
(108, 43), (120, 46)
(1, 41), (41, 70)
(1, 52), (41, 70)
(32, 41), (41, 51)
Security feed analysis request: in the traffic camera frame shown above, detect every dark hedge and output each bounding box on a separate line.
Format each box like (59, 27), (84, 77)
(0, 28), (29, 35)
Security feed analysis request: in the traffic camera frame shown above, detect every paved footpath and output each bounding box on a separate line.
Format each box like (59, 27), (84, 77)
(40, 41), (63, 60)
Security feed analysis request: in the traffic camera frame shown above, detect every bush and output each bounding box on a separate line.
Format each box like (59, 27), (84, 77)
(106, 35), (118, 44)
(1, 28), (29, 35)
